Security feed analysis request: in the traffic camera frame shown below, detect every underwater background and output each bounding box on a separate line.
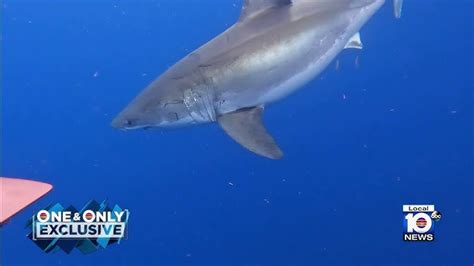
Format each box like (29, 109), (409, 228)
(1, 0), (473, 265)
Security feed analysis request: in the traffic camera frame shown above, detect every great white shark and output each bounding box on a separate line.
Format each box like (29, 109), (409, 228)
(112, 0), (404, 159)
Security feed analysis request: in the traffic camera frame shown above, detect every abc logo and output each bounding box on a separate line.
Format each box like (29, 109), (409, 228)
(405, 213), (433, 233)
(431, 211), (442, 221)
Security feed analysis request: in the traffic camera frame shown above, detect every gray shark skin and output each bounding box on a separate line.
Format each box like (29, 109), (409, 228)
(112, 0), (389, 159)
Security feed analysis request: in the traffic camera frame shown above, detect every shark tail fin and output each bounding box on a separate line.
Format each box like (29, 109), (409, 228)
(393, 0), (404, 19)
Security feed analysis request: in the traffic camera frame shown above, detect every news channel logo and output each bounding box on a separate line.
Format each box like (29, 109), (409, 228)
(403, 205), (442, 242)
(27, 200), (129, 254)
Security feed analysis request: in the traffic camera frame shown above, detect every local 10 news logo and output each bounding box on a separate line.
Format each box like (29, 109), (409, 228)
(403, 205), (442, 242)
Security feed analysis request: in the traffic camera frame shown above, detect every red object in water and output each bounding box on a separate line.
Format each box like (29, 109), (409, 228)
(0, 177), (53, 225)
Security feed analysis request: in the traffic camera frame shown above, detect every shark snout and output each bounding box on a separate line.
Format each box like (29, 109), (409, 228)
(111, 115), (137, 130)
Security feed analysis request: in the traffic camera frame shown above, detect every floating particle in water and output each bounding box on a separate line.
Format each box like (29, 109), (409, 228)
(263, 199), (270, 204)
(335, 59), (340, 71)
(93, 71), (99, 78)
(228, 182), (234, 186)
(342, 94), (347, 100)
(355, 55), (360, 69)
(450, 110), (458, 114)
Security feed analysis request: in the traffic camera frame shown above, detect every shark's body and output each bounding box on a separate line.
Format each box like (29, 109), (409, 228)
(112, 0), (399, 159)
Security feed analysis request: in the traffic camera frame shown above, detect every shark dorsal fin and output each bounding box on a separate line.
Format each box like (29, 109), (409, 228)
(218, 107), (283, 159)
(239, 0), (292, 22)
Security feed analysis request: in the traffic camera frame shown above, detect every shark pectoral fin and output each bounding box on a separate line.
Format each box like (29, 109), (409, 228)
(239, 0), (292, 22)
(218, 107), (283, 160)
(344, 32), (363, 50)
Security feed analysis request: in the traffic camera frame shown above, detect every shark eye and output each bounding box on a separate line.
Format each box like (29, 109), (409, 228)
(125, 119), (136, 127)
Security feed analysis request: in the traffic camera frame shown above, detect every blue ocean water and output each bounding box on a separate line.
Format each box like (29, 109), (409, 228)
(1, 0), (473, 265)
